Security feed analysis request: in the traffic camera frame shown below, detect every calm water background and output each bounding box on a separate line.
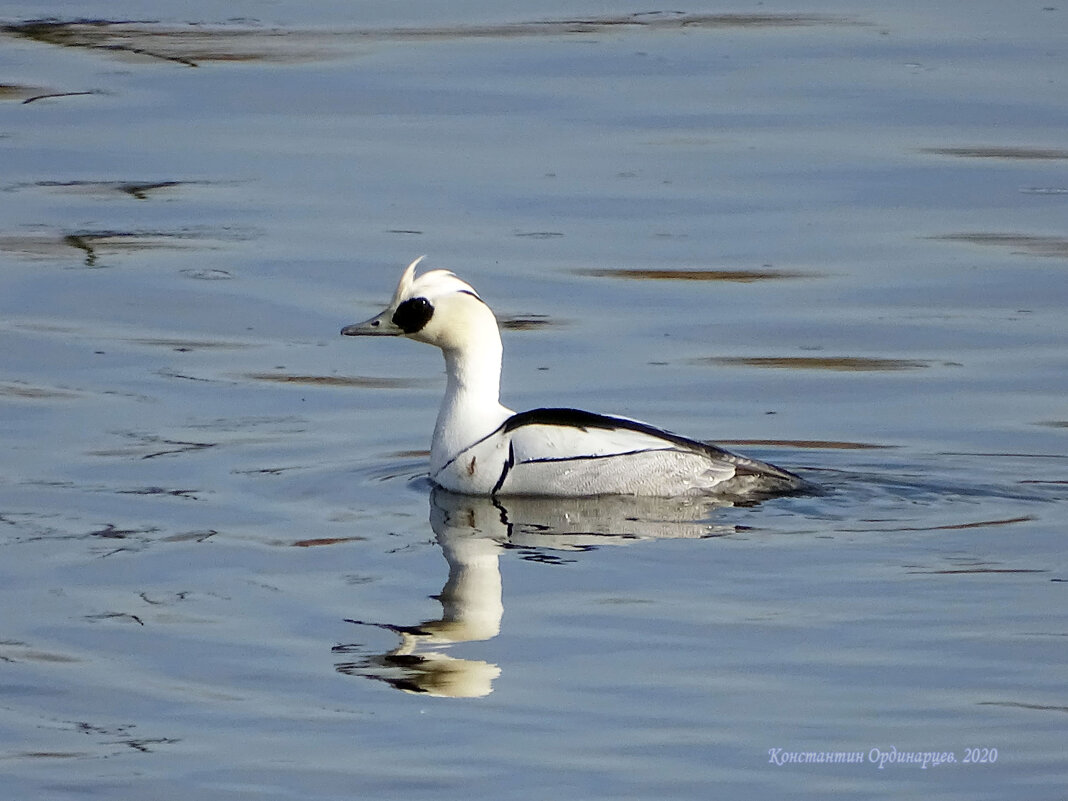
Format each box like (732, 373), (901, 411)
(1, 1), (1065, 798)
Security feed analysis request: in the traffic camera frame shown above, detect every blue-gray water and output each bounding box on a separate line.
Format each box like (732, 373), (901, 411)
(1, 2), (1065, 798)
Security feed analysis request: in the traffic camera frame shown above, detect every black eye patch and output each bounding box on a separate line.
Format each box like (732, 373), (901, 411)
(392, 297), (434, 334)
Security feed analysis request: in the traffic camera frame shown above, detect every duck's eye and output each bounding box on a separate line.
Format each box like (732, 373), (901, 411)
(392, 297), (434, 334)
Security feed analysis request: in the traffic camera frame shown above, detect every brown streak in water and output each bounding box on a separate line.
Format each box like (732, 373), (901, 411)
(923, 516), (1035, 530)
(0, 228), (249, 266)
(0, 646), (80, 664)
(382, 13), (853, 37)
(233, 467), (296, 476)
(139, 439), (215, 460)
(921, 146), (1068, 160)
(695, 356), (929, 371)
(500, 314), (556, 331)
(162, 530), (217, 543)
(116, 487), (199, 499)
(933, 233), (1068, 258)
(941, 451), (1068, 459)
(580, 267), (814, 282)
(978, 701), (1068, 714)
(85, 612), (144, 626)
(292, 536), (366, 548)
(18, 179), (194, 198)
(2, 15), (854, 65)
(0, 83), (49, 101)
(717, 439), (895, 450)
(158, 369), (216, 383)
(845, 515), (1035, 533)
(0, 83), (31, 98)
(88, 523), (153, 539)
(132, 338), (251, 351)
(21, 90), (99, 104)
(89, 435), (214, 461)
(244, 372), (428, 389)
(17, 752), (91, 759)
(907, 568), (1047, 574)
(0, 381), (80, 399)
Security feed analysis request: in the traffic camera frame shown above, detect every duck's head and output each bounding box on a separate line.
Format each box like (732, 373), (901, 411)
(341, 257), (499, 352)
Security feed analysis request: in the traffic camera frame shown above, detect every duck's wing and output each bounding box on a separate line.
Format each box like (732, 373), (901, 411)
(502, 407), (717, 458)
(493, 408), (802, 496)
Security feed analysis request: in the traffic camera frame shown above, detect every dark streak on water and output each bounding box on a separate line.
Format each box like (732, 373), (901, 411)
(0, 227), (254, 267)
(6, 179), (216, 199)
(244, 372), (433, 389)
(499, 314), (556, 331)
(579, 267), (817, 282)
(693, 356), (932, 371)
(921, 146), (1068, 161)
(719, 439), (897, 450)
(0, 82), (46, 101)
(932, 233), (1068, 258)
(3, 13), (855, 66)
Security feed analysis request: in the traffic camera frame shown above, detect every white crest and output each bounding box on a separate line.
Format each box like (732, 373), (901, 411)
(391, 255), (427, 306)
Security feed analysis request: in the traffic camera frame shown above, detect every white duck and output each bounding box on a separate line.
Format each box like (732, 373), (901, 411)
(341, 257), (806, 498)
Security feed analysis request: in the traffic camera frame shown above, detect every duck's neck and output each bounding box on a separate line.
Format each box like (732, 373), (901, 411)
(430, 335), (512, 473)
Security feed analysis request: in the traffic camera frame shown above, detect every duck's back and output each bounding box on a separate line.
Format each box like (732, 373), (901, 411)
(431, 407), (805, 498)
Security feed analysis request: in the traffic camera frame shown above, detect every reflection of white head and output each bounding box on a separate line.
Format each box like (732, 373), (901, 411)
(384, 650), (501, 699)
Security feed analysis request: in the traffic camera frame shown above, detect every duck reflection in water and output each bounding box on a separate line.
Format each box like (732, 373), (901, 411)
(336, 488), (734, 697)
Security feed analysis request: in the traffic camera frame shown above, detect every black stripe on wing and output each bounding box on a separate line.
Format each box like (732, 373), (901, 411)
(519, 449), (658, 465)
(502, 408), (727, 457)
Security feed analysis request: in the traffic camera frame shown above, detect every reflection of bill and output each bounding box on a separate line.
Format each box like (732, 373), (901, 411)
(336, 489), (733, 697)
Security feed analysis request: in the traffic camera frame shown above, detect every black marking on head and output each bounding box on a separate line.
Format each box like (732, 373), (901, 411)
(392, 297), (434, 334)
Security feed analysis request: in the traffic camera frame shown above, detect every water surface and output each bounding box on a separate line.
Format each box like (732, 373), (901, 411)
(1, 2), (1065, 798)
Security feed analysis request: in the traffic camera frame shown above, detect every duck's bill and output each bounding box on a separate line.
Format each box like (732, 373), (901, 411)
(340, 309), (400, 336)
